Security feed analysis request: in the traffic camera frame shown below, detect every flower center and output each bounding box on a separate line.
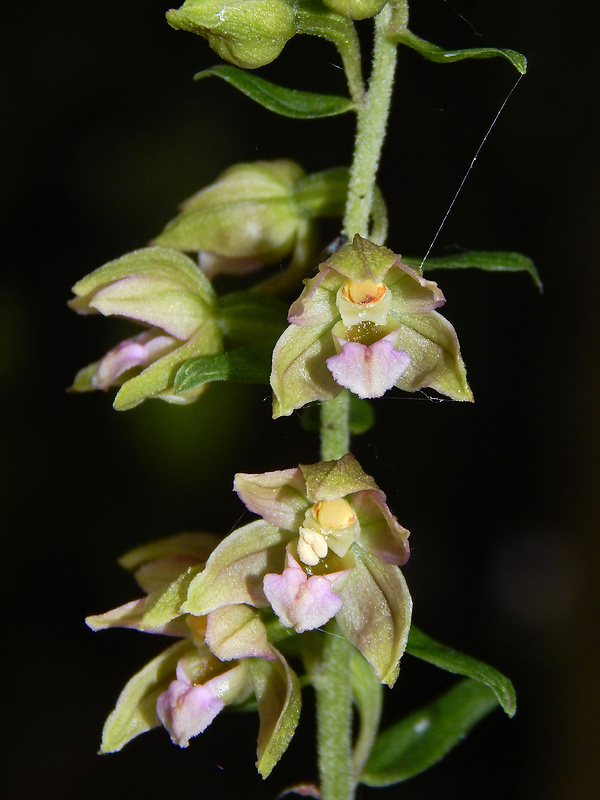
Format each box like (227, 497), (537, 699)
(337, 279), (391, 327)
(342, 279), (387, 305)
(297, 498), (360, 566)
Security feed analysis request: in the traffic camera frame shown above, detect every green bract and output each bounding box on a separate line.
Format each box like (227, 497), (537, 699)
(153, 160), (308, 277)
(166, 0), (296, 69)
(69, 247), (221, 409)
(322, 0), (387, 21)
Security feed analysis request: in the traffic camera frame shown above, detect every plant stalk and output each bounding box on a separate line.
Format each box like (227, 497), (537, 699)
(343, 4), (398, 239)
(316, 9), (399, 799)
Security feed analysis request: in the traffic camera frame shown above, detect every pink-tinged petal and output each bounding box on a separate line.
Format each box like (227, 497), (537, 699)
(386, 262), (446, 313)
(234, 467), (308, 530)
(156, 675), (224, 747)
(263, 551), (347, 634)
(198, 252), (263, 278)
(85, 599), (147, 632)
(326, 333), (411, 399)
(92, 331), (178, 390)
(85, 598), (190, 637)
(288, 267), (341, 326)
(351, 490), (410, 565)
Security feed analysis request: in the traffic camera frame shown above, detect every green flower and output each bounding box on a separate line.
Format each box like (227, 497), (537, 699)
(69, 247), (221, 409)
(271, 235), (473, 417)
(87, 533), (300, 775)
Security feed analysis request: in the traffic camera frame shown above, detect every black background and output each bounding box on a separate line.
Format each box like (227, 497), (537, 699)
(3, 1), (599, 798)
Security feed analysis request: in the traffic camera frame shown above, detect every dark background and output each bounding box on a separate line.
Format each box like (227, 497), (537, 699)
(3, 1), (599, 797)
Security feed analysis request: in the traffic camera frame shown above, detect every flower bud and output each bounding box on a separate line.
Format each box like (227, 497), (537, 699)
(321, 0), (388, 21)
(166, 0), (296, 69)
(69, 247), (222, 409)
(153, 160), (307, 278)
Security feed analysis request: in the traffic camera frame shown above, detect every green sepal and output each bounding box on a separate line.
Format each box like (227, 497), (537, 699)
(112, 319), (222, 410)
(195, 65), (355, 118)
(182, 520), (292, 615)
(361, 679), (501, 786)
(70, 247), (215, 306)
(218, 292), (288, 344)
(350, 650), (383, 778)
(388, 27), (527, 75)
(301, 452), (378, 501)
(404, 251), (542, 291)
(250, 651), (302, 778)
(406, 625), (516, 716)
(300, 394), (375, 435)
(173, 341), (275, 394)
(336, 549), (412, 686)
(205, 605), (273, 661)
(142, 564), (204, 629)
(118, 532), (222, 573)
(100, 639), (193, 753)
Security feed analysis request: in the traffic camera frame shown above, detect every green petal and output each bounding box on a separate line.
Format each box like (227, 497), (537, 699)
(301, 453), (378, 502)
(336, 550), (412, 686)
(118, 532), (221, 572)
(390, 310), (473, 402)
(271, 321), (339, 418)
(70, 247), (215, 304)
(182, 520), (292, 615)
(250, 650), (302, 778)
(206, 605), (273, 661)
(142, 565), (204, 629)
(100, 639), (193, 753)
(113, 319), (222, 410)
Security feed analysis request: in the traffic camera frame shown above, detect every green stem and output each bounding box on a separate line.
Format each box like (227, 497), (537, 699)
(343, 5), (398, 239)
(315, 10), (400, 800)
(320, 390), (350, 461)
(295, 2), (365, 105)
(315, 624), (355, 800)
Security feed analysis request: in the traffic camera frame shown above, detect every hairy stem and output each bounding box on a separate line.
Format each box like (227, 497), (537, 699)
(315, 624), (355, 800)
(343, 5), (398, 239)
(315, 10), (399, 800)
(320, 390), (350, 461)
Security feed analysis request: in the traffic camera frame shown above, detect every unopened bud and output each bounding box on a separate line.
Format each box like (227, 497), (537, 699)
(166, 0), (296, 69)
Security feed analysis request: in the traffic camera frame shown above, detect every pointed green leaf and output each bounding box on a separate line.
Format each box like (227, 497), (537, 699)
(406, 625), (516, 716)
(404, 251), (541, 291)
(174, 342), (275, 393)
(389, 28), (527, 74)
(250, 650), (302, 778)
(195, 65), (355, 118)
(361, 679), (500, 786)
(100, 639), (192, 753)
